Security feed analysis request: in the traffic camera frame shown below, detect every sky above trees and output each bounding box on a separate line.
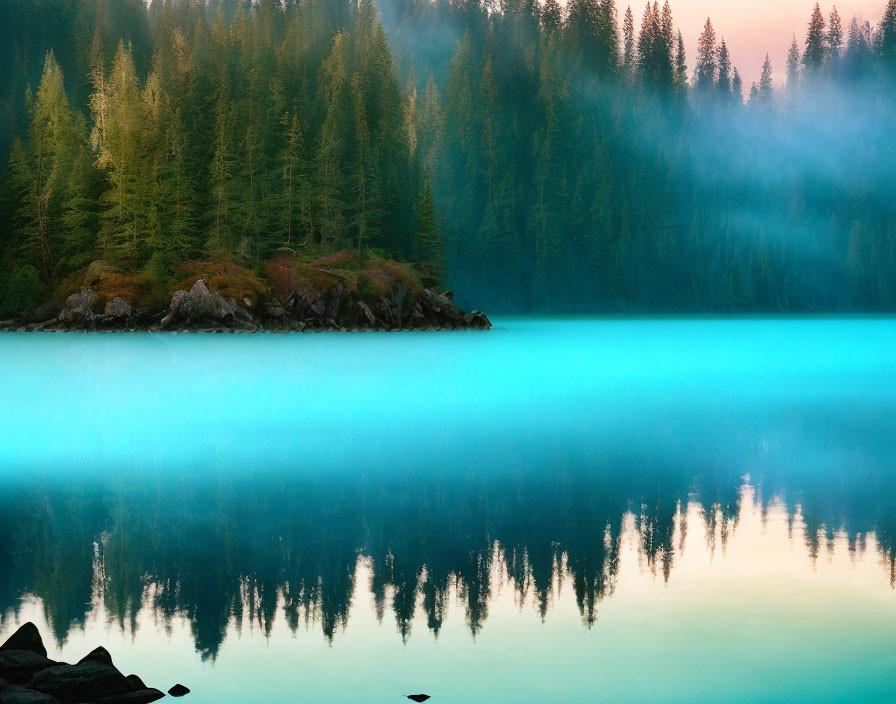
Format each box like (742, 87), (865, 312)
(626, 0), (883, 89)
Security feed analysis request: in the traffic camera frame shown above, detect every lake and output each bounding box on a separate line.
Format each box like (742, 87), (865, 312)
(1, 318), (895, 703)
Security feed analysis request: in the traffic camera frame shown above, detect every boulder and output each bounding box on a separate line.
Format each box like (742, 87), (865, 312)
(285, 285), (326, 320)
(357, 301), (376, 327)
(422, 289), (463, 323)
(167, 684), (190, 697)
(30, 301), (62, 324)
(170, 280), (233, 323)
(406, 696), (430, 702)
(1, 623), (47, 658)
(104, 298), (132, 320)
(0, 651), (60, 684)
(77, 647), (114, 668)
(124, 675), (145, 690)
(228, 299), (255, 325)
(463, 311), (492, 329)
(0, 685), (61, 704)
(64, 290), (97, 316)
(93, 689), (165, 704)
(29, 660), (131, 702)
(263, 299), (287, 320)
(323, 283), (344, 321)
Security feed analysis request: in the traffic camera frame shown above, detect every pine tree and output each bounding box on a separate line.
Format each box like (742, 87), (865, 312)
(786, 35), (802, 89)
(622, 6), (636, 80)
(759, 54), (774, 101)
(881, 0), (896, 68)
(803, 4), (827, 71)
(717, 39), (732, 97)
(695, 18), (717, 92)
(674, 31), (688, 89)
(828, 7), (843, 63)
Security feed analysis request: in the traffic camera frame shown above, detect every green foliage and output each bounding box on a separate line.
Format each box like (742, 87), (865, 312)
(1, 264), (43, 314)
(0, 0), (894, 316)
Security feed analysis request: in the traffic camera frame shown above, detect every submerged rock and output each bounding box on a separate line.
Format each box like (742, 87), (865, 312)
(167, 684), (190, 697)
(0, 624), (46, 658)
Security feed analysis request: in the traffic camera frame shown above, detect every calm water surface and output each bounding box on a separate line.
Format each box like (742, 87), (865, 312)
(1, 318), (895, 703)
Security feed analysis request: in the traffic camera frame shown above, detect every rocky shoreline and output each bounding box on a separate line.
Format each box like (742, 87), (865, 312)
(0, 278), (491, 334)
(0, 622), (185, 703)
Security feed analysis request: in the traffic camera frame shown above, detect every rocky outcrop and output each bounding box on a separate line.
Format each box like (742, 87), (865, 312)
(0, 253), (491, 333)
(104, 298), (132, 320)
(161, 280), (233, 328)
(0, 624), (172, 704)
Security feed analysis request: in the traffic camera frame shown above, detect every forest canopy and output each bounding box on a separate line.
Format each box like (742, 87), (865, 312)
(1, 0), (895, 314)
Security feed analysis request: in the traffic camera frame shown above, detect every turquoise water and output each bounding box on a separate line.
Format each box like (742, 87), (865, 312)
(1, 318), (895, 702)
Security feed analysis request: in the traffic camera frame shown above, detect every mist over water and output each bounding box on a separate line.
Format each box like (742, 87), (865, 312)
(1, 319), (895, 701)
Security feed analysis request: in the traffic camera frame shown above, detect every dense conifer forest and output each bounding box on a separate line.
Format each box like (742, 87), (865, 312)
(1, 0), (895, 314)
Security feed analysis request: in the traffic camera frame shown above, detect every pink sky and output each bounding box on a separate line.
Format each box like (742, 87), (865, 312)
(631, 0), (885, 90)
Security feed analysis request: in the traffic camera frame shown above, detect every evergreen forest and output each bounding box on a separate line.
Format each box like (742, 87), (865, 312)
(2, 0), (896, 314)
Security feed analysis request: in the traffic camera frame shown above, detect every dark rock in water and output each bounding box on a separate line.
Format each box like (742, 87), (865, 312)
(0, 677), (8, 691)
(77, 648), (114, 668)
(93, 688), (165, 704)
(463, 311), (492, 329)
(0, 685), (61, 704)
(0, 652), (60, 684)
(29, 661), (131, 702)
(30, 301), (62, 323)
(124, 675), (145, 690)
(104, 297), (132, 320)
(406, 695), (431, 702)
(0, 624), (47, 658)
(167, 683), (190, 697)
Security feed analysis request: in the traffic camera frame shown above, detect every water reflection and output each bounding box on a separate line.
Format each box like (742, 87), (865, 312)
(2, 460), (894, 658)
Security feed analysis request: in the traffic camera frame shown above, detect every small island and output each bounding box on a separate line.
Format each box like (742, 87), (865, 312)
(0, 250), (490, 333)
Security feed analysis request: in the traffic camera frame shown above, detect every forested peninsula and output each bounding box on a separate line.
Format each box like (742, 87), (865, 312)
(1, 0), (895, 325)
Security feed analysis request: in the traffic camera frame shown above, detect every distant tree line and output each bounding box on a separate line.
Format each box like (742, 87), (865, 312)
(1, 0), (896, 313)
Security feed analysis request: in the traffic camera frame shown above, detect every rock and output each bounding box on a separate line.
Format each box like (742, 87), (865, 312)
(31, 301), (62, 323)
(263, 299), (287, 320)
(104, 298), (132, 320)
(285, 285), (326, 320)
(0, 652), (60, 684)
(357, 301), (376, 326)
(167, 684), (190, 697)
(93, 689), (165, 704)
(0, 685), (61, 704)
(169, 280), (233, 324)
(463, 311), (492, 329)
(77, 647), (114, 668)
(228, 299), (255, 325)
(124, 675), (145, 691)
(323, 283), (344, 320)
(29, 660), (131, 702)
(406, 695), (431, 702)
(1, 623), (47, 658)
(0, 677), (7, 691)
(422, 289), (463, 324)
(64, 290), (97, 316)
